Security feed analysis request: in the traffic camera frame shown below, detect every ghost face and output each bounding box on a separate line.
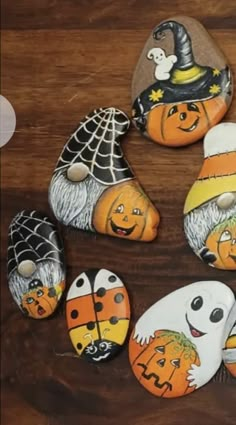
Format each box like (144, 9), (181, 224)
(21, 279), (58, 319)
(184, 288), (229, 340)
(150, 48), (166, 65)
(206, 218), (236, 270)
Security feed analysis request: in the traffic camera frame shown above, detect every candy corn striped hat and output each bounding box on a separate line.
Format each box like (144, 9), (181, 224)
(184, 123), (236, 214)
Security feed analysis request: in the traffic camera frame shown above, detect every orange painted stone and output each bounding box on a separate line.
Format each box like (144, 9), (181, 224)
(129, 281), (235, 398)
(132, 16), (233, 147)
(223, 303), (236, 377)
(184, 123), (236, 270)
(66, 269), (130, 363)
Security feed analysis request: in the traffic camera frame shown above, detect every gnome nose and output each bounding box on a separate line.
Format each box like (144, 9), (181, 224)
(34, 300), (39, 305)
(123, 216), (128, 222)
(180, 112), (187, 121)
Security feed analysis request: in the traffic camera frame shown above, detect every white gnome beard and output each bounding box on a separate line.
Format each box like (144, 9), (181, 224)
(184, 199), (236, 252)
(49, 172), (107, 231)
(9, 261), (64, 308)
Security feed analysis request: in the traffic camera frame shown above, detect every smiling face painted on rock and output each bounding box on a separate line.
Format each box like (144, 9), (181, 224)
(185, 291), (227, 339)
(21, 279), (58, 319)
(147, 97), (227, 147)
(82, 338), (118, 362)
(205, 217), (236, 270)
(93, 181), (160, 241)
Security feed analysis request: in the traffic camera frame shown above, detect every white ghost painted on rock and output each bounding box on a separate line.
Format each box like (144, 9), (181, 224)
(133, 281), (235, 389)
(147, 47), (177, 81)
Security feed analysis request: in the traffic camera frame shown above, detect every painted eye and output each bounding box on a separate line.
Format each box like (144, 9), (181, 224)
(191, 296), (203, 311)
(132, 208), (143, 216)
(87, 345), (97, 354)
(37, 289), (44, 297)
(99, 341), (110, 352)
(187, 103), (199, 112)
(168, 105), (178, 117)
(210, 308), (224, 323)
(219, 230), (232, 242)
(171, 359), (180, 368)
(26, 297), (34, 304)
(115, 204), (124, 214)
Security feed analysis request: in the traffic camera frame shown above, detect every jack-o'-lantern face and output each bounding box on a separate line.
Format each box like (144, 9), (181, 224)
(129, 330), (200, 398)
(21, 279), (59, 319)
(93, 181), (160, 241)
(206, 217), (236, 270)
(147, 97), (227, 147)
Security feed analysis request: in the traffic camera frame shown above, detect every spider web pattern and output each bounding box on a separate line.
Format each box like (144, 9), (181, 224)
(54, 107), (134, 185)
(8, 211), (64, 276)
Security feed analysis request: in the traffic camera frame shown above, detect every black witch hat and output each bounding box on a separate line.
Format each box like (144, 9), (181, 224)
(54, 108), (134, 186)
(7, 211), (64, 276)
(133, 21), (231, 127)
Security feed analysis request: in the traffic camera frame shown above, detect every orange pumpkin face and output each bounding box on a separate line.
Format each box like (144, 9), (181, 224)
(129, 330), (200, 398)
(21, 279), (64, 319)
(147, 97), (227, 147)
(93, 181), (160, 241)
(205, 217), (236, 270)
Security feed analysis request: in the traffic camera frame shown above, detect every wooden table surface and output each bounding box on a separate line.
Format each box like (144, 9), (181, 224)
(1, 1), (236, 424)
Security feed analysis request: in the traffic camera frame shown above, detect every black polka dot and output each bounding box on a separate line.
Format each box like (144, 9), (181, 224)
(77, 342), (83, 350)
(110, 316), (118, 325)
(71, 309), (79, 319)
(114, 293), (124, 303)
(76, 278), (84, 287)
(97, 287), (106, 297)
(87, 321), (95, 330)
(95, 302), (103, 312)
(109, 275), (117, 283)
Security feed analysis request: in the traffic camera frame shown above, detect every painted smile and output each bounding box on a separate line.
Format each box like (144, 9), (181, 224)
(185, 314), (206, 338)
(37, 305), (46, 316)
(110, 219), (137, 236)
(179, 117), (199, 132)
(92, 353), (110, 361)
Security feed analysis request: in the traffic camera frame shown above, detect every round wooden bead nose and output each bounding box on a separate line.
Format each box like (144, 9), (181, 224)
(216, 192), (236, 209)
(17, 260), (36, 277)
(67, 163), (89, 182)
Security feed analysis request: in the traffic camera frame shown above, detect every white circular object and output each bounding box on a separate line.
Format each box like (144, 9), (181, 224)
(67, 163), (89, 182)
(216, 192), (236, 209)
(17, 260), (36, 277)
(0, 95), (16, 148)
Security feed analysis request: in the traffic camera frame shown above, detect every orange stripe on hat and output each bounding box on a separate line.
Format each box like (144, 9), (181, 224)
(198, 152), (236, 180)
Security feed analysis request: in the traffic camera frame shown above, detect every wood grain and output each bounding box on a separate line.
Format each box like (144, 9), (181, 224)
(1, 1), (236, 424)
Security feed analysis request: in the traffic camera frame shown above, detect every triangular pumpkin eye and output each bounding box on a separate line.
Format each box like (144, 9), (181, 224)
(155, 346), (165, 354)
(157, 358), (166, 367)
(171, 359), (180, 368)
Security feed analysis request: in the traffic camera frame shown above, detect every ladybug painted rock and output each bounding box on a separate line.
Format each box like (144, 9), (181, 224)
(66, 269), (130, 362)
(129, 280), (235, 398)
(223, 303), (236, 377)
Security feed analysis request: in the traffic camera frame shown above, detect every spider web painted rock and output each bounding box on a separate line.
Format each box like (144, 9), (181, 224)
(7, 211), (65, 319)
(54, 107), (134, 185)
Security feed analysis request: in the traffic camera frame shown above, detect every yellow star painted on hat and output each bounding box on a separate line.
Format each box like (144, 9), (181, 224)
(209, 84), (221, 95)
(213, 68), (221, 77)
(149, 89), (164, 102)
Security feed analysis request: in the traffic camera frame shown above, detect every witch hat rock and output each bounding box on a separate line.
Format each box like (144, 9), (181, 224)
(49, 108), (160, 242)
(184, 122), (236, 270)
(132, 16), (232, 147)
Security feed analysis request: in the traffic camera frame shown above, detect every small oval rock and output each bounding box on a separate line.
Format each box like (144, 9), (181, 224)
(66, 269), (130, 362)
(7, 210), (66, 319)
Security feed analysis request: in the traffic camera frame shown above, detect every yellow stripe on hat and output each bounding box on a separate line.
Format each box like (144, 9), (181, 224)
(184, 175), (236, 214)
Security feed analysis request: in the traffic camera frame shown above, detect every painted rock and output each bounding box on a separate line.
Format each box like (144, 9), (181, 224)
(7, 210), (65, 319)
(129, 281), (235, 398)
(184, 123), (236, 270)
(49, 107), (160, 242)
(66, 269), (130, 362)
(132, 16), (232, 147)
(223, 303), (236, 377)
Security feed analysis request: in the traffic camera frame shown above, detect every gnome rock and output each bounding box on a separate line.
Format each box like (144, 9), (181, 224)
(184, 123), (236, 270)
(132, 16), (232, 147)
(49, 107), (160, 242)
